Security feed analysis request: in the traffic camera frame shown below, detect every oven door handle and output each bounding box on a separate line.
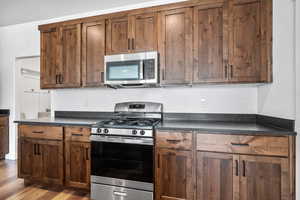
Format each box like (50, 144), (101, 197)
(113, 191), (128, 197)
(90, 135), (153, 145)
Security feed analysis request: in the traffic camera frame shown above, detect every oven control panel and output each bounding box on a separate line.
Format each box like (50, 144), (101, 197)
(91, 127), (153, 138)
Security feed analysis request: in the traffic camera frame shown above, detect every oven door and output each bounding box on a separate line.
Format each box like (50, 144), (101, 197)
(91, 140), (153, 190)
(105, 60), (143, 85)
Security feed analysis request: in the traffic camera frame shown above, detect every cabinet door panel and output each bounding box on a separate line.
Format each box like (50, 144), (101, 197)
(60, 24), (81, 87)
(193, 2), (228, 83)
(106, 16), (130, 54)
(65, 141), (90, 189)
(158, 8), (193, 85)
(18, 139), (34, 178)
(40, 28), (59, 89)
(131, 13), (158, 52)
(196, 152), (238, 200)
(239, 155), (289, 200)
(82, 20), (106, 87)
(229, 0), (261, 82)
(156, 148), (193, 200)
(40, 140), (64, 185)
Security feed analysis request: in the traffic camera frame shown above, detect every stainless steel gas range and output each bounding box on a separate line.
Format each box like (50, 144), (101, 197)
(90, 102), (162, 200)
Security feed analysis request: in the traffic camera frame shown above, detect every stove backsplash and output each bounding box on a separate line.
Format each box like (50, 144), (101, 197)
(52, 86), (257, 114)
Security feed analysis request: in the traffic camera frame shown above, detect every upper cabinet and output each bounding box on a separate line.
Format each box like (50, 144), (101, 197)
(158, 8), (193, 85)
(40, 24), (82, 89)
(228, 0), (272, 83)
(40, 27), (60, 89)
(193, 1), (228, 83)
(82, 20), (106, 87)
(106, 13), (158, 55)
(39, 0), (272, 89)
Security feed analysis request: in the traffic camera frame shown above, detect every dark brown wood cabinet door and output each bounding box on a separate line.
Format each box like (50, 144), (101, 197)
(193, 2), (229, 83)
(106, 16), (130, 54)
(0, 118), (9, 158)
(40, 28), (59, 89)
(65, 141), (90, 189)
(196, 152), (239, 200)
(39, 140), (64, 185)
(158, 8), (193, 85)
(82, 20), (106, 87)
(239, 155), (289, 200)
(18, 139), (34, 178)
(228, 0), (265, 83)
(59, 24), (82, 88)
(130, 13), (158, 52)
(155, 148), (193, 200)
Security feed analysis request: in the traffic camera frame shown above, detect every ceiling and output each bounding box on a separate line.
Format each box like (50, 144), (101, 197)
(0, 0), (156, 27)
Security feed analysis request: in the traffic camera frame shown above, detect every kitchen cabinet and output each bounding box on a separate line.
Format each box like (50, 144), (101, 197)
(155, 131), (194, 200)
(40, 24), (81, 89)
(65, 127), (91, 189)
(228, 0), (272, 83)
(0, 116), (9, 159)
(82, 20), (106, 87)
(39, 0), (273, 88)
(155, 130), (294, 200)
(40, 27), (60, 89)
(158, 8), (193, 85)
(196, 152), (236, 200)
(193, 1), (228, 83)
(155, 148), (194, 200)
(239, 155), (289, 200)
(59, 24), (82, 88)
(18, 138), (64, 185)
(106, 12), (158, 55)
(18, 125), (64, 185)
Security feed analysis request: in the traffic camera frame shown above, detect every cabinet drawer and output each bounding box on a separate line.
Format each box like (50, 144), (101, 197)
(0, 117), (8, 126)
(196, 134), (289, 157)
(65, 127), (90, 142)
(19, 125), (63, 141)
(156, 131), (192, 150)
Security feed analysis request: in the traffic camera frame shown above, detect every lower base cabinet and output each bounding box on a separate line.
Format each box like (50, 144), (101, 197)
(155, 148), (194, 200)
(65, 141), (90, 189)
(19, 138), (64, 185)
(155, 130), (294, 200)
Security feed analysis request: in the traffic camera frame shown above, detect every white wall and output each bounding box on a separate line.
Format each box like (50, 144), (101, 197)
(52, 86), (257, 114)
(257, 0), (296, 120)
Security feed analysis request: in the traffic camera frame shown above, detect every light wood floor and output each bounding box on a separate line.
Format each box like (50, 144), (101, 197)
(0, 160), (90, 200)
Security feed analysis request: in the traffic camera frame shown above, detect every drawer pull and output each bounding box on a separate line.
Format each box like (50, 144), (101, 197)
(72, 133), (83, 137)
(242, 160), (246, 177)
(166, 139), (182, 144)
(231, 143), (249, 146)
(32, 131), (44, 134)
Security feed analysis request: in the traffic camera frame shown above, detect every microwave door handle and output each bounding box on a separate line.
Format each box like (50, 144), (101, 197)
(140, 60), (144, 80)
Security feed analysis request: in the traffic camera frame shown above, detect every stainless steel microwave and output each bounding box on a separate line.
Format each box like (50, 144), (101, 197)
(104, 51), (158, 87)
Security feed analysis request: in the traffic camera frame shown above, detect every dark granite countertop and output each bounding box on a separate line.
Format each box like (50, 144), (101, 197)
(0, 109), (10, 116)
(14, 117), (103, 126)
(156, 120), (296, 136)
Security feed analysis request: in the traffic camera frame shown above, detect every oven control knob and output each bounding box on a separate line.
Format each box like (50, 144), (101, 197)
(132, 130), (137, 135)
(140, 130), (145, 135)
(104, 129), (109, 134)
(97, 128), (102, 133)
